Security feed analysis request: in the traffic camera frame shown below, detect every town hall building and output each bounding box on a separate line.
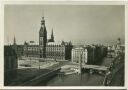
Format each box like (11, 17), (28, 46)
(12, 16), (73, 60)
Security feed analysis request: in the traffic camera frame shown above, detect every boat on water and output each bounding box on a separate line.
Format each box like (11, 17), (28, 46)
(60, 65), (79, 75)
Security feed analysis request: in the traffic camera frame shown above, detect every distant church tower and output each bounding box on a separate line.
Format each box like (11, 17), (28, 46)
(12, 36), (17, 56)
(39, 16), (47, 58)
(48, 29), (54, 42)
(13, 36), (16, 45)
(51, 29), (54, 42)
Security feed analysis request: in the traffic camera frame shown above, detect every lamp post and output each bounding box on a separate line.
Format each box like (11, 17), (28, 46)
(39, 58), (40, 70)
(30, 56), (31, 67)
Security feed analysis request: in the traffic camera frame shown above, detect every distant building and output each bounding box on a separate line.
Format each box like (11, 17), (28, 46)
(115, 38), (125, 56)
(107, 38), (125, 58)
(72, 47), (88, 64)
(4, 45), (18, 85)
(72, 45), (107, 65)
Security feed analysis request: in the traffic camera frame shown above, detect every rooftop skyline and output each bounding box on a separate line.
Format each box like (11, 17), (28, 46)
(4, 5), (125, 45)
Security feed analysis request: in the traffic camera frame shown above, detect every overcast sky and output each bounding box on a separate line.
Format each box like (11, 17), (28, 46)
(4, 5), (124, 45)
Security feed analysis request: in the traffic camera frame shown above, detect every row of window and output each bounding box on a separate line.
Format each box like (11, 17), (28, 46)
(72, 52), (87, 55)
(72, 55), (87, 59)
(72, 49), (87, 52)
(72, 52), (88, 61)
(47, 45), (65, 47)
(24, 47), (65, 51)
(46, 47), (65, 50)
(24, 47), (39, 51)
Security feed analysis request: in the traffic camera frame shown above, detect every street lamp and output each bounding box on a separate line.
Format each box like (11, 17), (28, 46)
(39, 58), (40, 70)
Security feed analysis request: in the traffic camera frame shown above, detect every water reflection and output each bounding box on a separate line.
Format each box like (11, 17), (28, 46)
(45, 72), (104, 86)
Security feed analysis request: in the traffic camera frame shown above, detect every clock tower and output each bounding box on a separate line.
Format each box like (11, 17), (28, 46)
(39, 16), (47, 58)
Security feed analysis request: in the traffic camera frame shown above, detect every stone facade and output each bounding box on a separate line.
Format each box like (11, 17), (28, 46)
(72, 47), (88, 64)
(22, 41), (73, 60)
(46, 41), (72, 60)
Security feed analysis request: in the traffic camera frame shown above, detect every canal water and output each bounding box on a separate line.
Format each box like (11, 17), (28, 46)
(38, 57), (111, 86)
(39, 72), (104, 86)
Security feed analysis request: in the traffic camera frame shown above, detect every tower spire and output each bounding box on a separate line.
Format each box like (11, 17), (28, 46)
(42, 10), (44, 18)
(41, 11), (45, 26)
(51, 28), (54, 37)
(41, 16), (45, 26)
(51, 28), (54, 42)
(13, 35), (16, 45)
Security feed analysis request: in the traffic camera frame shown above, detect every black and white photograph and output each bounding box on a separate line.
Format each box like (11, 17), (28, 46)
(4, 4), (125, 86)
